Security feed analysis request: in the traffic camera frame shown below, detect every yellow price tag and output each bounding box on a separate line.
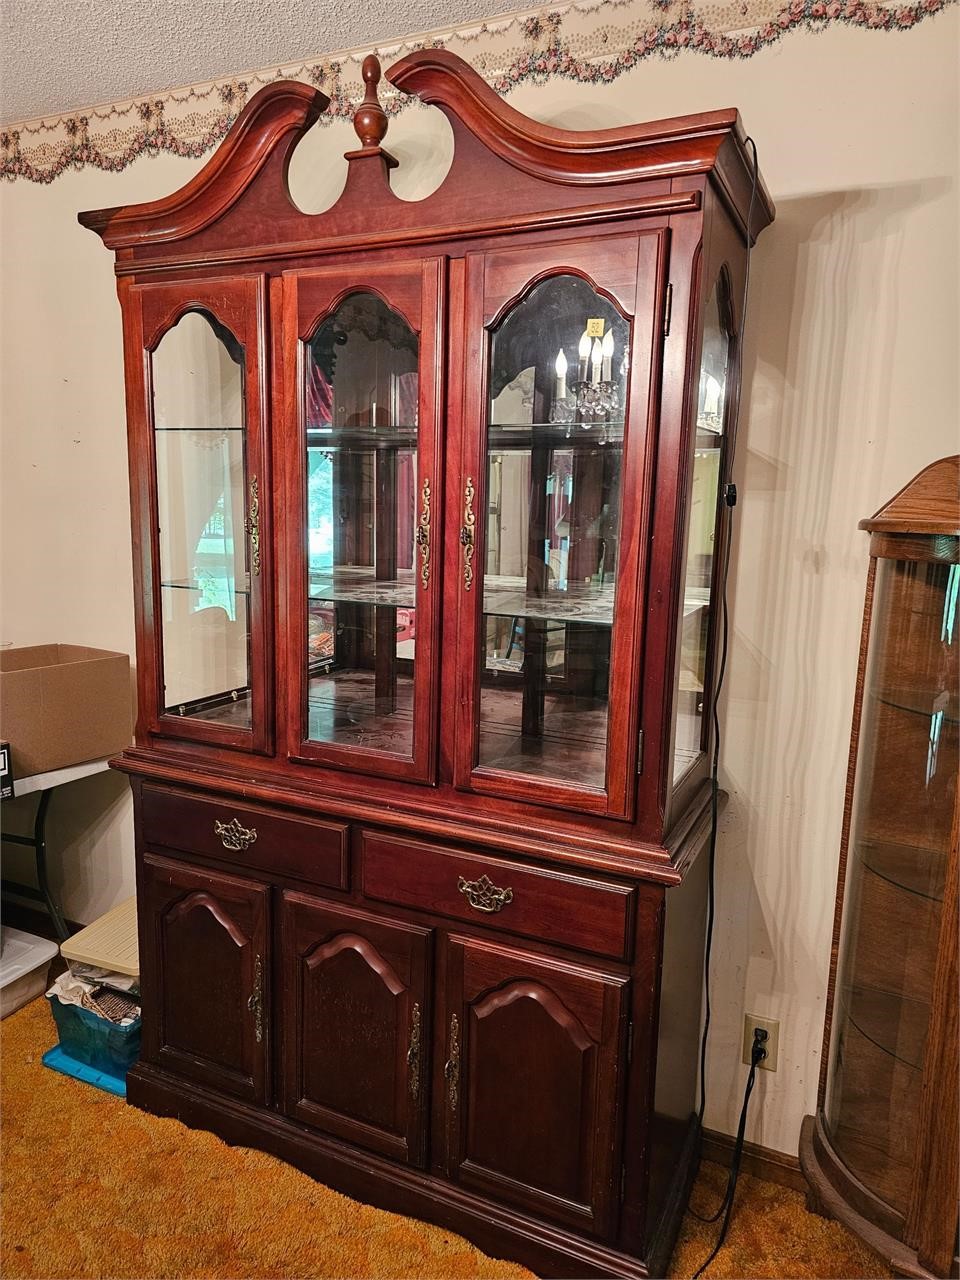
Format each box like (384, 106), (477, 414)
(586, 318), (605, 337)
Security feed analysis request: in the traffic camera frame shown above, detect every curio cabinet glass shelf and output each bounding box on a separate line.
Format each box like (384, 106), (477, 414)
(81, 52), (773, 1279)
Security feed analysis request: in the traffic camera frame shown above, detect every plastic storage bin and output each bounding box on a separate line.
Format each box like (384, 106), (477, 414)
(0, 928), (59, 1019)
(46, 994), (141, 1078)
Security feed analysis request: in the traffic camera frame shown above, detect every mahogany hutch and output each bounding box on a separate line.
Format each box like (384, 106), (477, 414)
(801, 458), (959, 1280)
(81, 52), (773, 1279)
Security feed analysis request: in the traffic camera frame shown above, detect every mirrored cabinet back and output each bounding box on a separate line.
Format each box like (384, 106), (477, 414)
(81, 51), (773, 1279)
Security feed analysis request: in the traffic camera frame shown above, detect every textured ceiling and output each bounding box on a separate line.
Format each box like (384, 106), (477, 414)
(0, 0), (535, 124)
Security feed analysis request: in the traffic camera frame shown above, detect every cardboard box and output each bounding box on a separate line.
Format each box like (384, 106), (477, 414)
(0, 645), (133, 778)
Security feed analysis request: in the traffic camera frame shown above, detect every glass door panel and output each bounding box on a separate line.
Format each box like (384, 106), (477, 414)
(304, 293), (419, 758)
(153, 312), (252, 727)
(478, 275), (628, 790)
(287, 259), (442, 784)
(672, 279), (732, 788)
(455, 234), (666, 819)
(134, 276), (270, 754)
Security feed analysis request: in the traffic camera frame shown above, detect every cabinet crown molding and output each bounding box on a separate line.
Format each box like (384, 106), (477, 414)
(77, 49), (773, 259)
(77, 80), (328, 250)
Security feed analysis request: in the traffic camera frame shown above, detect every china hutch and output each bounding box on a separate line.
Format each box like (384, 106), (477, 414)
(81, 51), (773, 1279)
(801, 458), (959, 1280)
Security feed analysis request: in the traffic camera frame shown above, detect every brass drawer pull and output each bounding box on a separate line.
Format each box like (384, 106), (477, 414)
(407, 1001), (422, 1099)
(214, 817), (258, 851)
(415, 478), (431, 590)
(248, 953), (264, 1044)
(458, 873), (513, 914)
(444, 1013), (460, 1110)
(460, 476), (476, 590)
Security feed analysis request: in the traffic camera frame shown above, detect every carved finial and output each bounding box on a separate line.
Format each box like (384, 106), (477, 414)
(353, 54), (388, 149)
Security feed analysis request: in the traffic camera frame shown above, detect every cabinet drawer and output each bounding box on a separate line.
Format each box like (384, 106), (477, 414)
(141, 785), (349, 891)
(361, 831), (633, 960)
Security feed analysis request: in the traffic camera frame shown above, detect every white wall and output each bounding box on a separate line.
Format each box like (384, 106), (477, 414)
(1, 12), (956, 1155)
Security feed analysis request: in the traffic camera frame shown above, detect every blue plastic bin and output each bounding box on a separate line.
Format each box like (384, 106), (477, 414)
(46, 994), (141, 1078)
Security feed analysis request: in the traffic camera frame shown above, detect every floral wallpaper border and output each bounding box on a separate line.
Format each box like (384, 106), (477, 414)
(1, 0), (953, 184)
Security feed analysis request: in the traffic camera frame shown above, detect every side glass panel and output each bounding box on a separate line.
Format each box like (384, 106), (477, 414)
(824, 554), (957, 1211)
(672, 281), (731, 787)
(303, 292), (419, 758)
(478, 274), (630, 790)
(152, 311), (252, 727)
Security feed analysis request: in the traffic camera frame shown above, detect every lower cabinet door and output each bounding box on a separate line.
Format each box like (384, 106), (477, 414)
(141, 854), (269, 1104)
(280, 893), (431, 1166)
(438, 934), (629, 1238)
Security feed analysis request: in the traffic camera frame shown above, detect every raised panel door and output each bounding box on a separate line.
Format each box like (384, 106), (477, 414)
(141, 854), (269, 1103)
(437, 933), (629, 1238)
(280, 894), (431, 1166)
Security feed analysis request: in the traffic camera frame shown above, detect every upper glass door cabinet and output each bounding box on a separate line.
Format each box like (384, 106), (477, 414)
(129, 277), (271, 752)
(284, 260), (443, 783)
(455, 235), (667, 819)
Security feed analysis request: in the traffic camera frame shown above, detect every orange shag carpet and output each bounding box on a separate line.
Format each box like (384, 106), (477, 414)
(1, 998), (890, 1279)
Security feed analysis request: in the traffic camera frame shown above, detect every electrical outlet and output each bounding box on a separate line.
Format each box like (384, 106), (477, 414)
(742, 1014), (779, 1072)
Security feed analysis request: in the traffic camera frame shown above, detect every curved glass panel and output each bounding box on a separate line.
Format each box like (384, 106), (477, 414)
(672, 281), (731, 787)
(303, 292), (419, 757)
(824, 553), (958, 1211)
(152, 310), (251, 727)
(478, 274), (630, 789)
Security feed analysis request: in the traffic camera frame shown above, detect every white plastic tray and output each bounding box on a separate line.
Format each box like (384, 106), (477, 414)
(0, 926), (58, 1018)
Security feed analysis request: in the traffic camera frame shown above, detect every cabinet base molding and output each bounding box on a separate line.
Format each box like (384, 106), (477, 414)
(127, 1062), (698, 1280)
(799, 1115), (947, 1280)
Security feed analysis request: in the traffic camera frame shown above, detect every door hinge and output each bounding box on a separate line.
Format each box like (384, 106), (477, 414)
(663, 283), (673, 337)
(636, 728), (644, 774)
(627, 1021), (634, 1064)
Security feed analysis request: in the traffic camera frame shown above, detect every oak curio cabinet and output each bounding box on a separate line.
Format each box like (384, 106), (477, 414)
(82, 52), (772, 1279)
(801, 458), (959, 1280)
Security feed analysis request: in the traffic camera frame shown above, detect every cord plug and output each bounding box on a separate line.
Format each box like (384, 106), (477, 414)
(751, 1027), (768, 1067)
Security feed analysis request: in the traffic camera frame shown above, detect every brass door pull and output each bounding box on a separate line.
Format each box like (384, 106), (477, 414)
(443, 1013), (460, 1110)
(458, 874), (513, 914)
(248, 953), (264, 1044)
(460, 476), (476, 590)
(245, 475), (261, 576)
(214, 817), (258, 851)
(407, 1001), (422, 1099)
(416, 479), (431, 589)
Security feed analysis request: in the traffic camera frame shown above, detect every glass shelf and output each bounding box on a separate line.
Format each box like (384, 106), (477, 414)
(873, 686), (959, 724)
(859, 838), (948, 902)
(308, 568), (416, 610)
(154, 425), (245, 433)
(161, 578), (251, 596)
(306, 425), (417, 449)
(488, 422), (624, 449)
(483, 577), (615, 626)
(839, 982), (930, 1071)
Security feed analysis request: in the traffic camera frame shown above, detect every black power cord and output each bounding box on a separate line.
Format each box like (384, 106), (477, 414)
(688, 135), (762, 1276)
(691, 1029), (769, 1279)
